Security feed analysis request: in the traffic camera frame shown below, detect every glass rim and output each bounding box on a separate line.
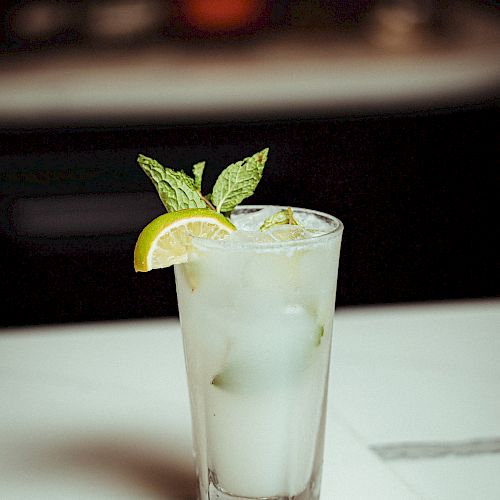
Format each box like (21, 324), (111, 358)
(191, 205), (343, 251)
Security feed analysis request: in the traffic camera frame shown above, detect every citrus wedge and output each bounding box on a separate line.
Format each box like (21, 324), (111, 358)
(134, 209), (236, 272)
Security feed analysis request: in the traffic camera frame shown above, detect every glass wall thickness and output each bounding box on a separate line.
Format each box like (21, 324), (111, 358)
(174, 206), (343, 500)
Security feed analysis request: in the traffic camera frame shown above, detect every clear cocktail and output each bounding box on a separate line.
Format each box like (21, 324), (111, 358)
(134, 149), (343, 500)
(174, 206), (343, 500)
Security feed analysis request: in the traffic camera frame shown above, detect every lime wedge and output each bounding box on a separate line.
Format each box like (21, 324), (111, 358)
(134, 209), (235, 272)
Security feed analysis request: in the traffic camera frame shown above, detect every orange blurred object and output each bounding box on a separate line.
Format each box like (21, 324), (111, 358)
(183, 0), (265, 32)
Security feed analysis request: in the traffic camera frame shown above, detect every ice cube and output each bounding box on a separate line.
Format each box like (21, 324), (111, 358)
(294, 212), (333, 233)
(266, 225), (319, 241)
(226, 230), (275, 243)
(230, 206), (282, 231)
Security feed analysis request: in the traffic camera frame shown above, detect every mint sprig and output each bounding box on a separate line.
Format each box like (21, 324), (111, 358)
(137, 154), (207, 212)
(211, 148), (268, 213)
(260, 207), (299, 231)
(192, 161), (205, 192)
(137, 148), (269, 216)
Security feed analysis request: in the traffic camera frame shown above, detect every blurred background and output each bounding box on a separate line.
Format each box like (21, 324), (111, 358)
(0, 0), (498, 327)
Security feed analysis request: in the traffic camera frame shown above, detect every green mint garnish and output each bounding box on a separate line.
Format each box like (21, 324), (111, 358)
(211, 148), (268, 214)
(137, 154), (207, 212)
(192, 161), (205, 192)
(211, 371), (230, 389)
(315, 325), (325, 347)
(210, 365), (265, 393)
(260, 207), (299, 231)
(137, 148), (268, 216)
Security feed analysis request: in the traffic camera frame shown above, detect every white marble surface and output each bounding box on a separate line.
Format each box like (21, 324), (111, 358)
(332, 300), (500, 500)
(0, 299), (498, 499)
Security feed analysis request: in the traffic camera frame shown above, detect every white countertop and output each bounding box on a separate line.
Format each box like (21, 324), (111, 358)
(1, 299), (499, 499)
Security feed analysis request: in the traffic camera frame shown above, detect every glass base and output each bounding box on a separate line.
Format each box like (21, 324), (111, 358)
(202, 470), (320, 500)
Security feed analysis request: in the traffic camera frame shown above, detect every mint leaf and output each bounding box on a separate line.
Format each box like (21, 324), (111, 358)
(315, 325), (325, 347)
(260, 207), (299, 231)
(211, 371), (231, 390)
(192, 161), (205, 191)
(210, 364), (264, 393)
(137, 154), (207, 212)
(211, 148), (268, 213)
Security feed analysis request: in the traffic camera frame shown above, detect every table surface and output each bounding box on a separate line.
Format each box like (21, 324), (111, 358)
(1, 299), (499, 499)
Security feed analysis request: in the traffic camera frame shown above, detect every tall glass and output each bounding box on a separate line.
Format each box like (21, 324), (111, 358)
(174, 206), (343, 500)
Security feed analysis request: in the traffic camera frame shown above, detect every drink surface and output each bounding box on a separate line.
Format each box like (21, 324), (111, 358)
(174, 206), (343, 499)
